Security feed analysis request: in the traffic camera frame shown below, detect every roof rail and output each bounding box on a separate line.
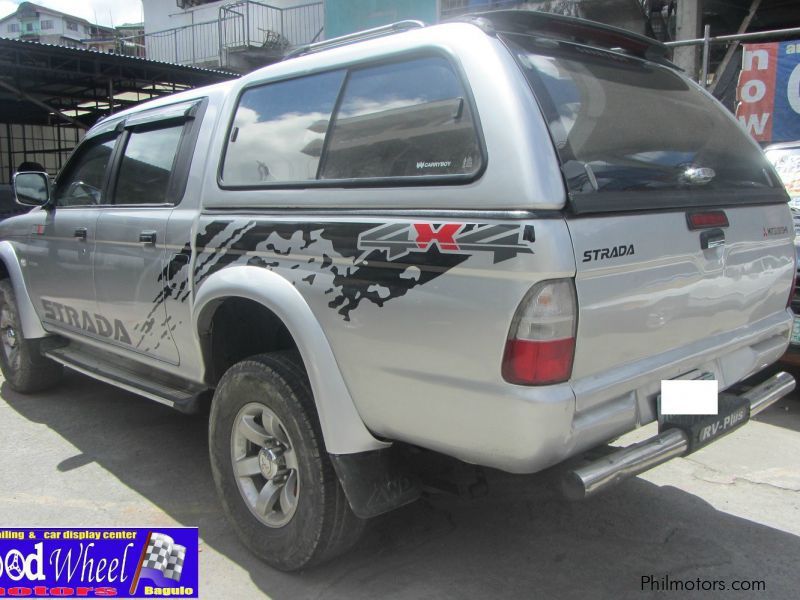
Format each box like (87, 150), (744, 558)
(285, 20), (426, 60)
(454, 10), (674, 67)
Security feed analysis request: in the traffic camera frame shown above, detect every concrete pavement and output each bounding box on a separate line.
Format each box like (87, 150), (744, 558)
(1, 369), (798, 599)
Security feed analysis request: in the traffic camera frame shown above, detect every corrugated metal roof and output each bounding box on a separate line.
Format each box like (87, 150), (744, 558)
(0, 36), (238, 77)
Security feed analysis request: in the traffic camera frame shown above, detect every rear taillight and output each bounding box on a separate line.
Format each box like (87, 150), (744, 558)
(502, 279), (577, 385)
(789, 254), (798, 311)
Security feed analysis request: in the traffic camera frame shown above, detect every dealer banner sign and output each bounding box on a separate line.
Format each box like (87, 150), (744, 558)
(0, 528), (198, 598)
(736, 40), (800, 143)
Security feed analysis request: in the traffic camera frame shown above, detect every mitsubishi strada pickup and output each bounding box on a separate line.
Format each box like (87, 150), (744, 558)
(2, 11), (796, 570)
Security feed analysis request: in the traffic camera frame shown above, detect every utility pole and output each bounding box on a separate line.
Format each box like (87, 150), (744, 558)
(673, 0), (703, 79)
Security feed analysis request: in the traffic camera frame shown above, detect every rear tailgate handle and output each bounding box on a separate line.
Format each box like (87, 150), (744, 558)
(73, 227), (87, 241)
(700, 228), (725, 250)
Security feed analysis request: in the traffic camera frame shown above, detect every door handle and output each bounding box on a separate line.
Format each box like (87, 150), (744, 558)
(139, 231), (157, 246)
(73, 227), (87, 241)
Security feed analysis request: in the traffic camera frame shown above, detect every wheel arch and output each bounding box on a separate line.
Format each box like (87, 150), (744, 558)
(0, 241), (47, 338)
(192, 265), (389, 455)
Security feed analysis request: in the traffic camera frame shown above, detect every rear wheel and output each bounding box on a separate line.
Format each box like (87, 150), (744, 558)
(0, 279), (63, 393)
(209, 352), (364, 570)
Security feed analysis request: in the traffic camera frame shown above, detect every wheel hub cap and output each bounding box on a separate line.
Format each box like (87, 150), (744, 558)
(0, 306), (19, 368)
(258, 445), (286, 480)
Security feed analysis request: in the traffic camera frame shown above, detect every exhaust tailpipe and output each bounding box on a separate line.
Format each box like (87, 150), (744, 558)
(563, 371), (795, 501)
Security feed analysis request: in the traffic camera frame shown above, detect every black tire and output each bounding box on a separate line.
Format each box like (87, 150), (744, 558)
(0, 279), (63, 393)
(209, 351), (365, 571)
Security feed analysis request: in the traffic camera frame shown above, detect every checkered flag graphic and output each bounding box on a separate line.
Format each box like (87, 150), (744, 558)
(141, 532), (186, 582)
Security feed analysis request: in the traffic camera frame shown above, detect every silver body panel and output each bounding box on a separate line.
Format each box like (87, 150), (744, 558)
(95, 207), (179, 364)
(17, 207), (100, 334)
(0, 22), (793, 470)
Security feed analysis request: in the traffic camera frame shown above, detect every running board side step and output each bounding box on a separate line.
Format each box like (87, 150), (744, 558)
(45, 346), (207, 414)
(562, 371), (795, 500)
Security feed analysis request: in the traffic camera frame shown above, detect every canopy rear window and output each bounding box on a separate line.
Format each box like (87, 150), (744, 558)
(502, 33), (785, 213)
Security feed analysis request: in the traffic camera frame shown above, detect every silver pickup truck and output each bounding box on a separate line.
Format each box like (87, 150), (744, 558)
(2, 11), (796, 570)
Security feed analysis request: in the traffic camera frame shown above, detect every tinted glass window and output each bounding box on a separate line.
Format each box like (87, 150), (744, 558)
(54, 136), (117, 207)
(114, 125), (183, 205)
(505, 34), (773, 199)
(222, 70), (346, 185)
(320, 57), (482, 180)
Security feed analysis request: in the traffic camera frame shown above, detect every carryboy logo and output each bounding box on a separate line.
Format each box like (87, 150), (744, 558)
(416, 161), (452, 170)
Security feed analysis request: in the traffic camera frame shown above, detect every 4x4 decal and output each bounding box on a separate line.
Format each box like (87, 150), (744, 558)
(357, 223), (535, 263)
(187, 220), (536, 321)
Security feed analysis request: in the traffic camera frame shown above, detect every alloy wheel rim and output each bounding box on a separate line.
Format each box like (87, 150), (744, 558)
(231, 402), (299, 528)
(0, 306), (19, 371)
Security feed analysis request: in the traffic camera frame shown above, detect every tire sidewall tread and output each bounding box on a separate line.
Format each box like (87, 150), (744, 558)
(209, 351), (363, 571)
(0, 279), (63, 393)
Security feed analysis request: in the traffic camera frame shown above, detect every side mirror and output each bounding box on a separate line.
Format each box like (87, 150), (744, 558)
(13, 171), (51, 207)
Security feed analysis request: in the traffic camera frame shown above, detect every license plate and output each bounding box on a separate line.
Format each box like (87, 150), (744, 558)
(791, 316), (800, 345)
(659, 393), (750, 453)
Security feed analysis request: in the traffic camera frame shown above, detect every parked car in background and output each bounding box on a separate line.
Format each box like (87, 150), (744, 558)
(765, 143), (800, 363)
(0, 184), (30, 222)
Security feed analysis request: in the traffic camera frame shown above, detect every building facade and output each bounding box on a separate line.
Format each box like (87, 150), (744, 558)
(141, 0), (324, 70)
(0, 1), (142, 56)
(0, 1), (94, 48)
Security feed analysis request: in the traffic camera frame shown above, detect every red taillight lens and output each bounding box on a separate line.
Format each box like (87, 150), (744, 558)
(502, 279), (577, 386)
(686, 211), (729, 230)
(502, 338), (576, 385)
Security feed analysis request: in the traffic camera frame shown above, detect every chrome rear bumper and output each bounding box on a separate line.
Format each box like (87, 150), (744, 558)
(563, 371), (795, 500)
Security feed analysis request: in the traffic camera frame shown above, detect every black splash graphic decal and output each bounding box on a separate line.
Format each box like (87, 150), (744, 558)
(190, 220), (535, 321)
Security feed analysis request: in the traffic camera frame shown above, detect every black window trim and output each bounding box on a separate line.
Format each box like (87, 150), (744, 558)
(216, 47), (488, 191)
(53, 98), (208, 210)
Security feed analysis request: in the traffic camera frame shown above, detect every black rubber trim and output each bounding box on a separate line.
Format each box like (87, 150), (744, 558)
(566, 191), (788, 216)
(329, 448), (421, 519)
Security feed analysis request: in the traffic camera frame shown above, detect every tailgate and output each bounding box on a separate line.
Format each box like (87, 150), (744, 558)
(567, 204), (795, 379)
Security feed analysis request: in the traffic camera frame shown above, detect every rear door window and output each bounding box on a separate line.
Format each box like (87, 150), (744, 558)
(320, 56), (483, 180)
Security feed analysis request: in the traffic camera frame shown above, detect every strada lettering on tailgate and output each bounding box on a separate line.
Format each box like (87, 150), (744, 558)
(41, 299), (133, 344)
(582, 244), (635, 263)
